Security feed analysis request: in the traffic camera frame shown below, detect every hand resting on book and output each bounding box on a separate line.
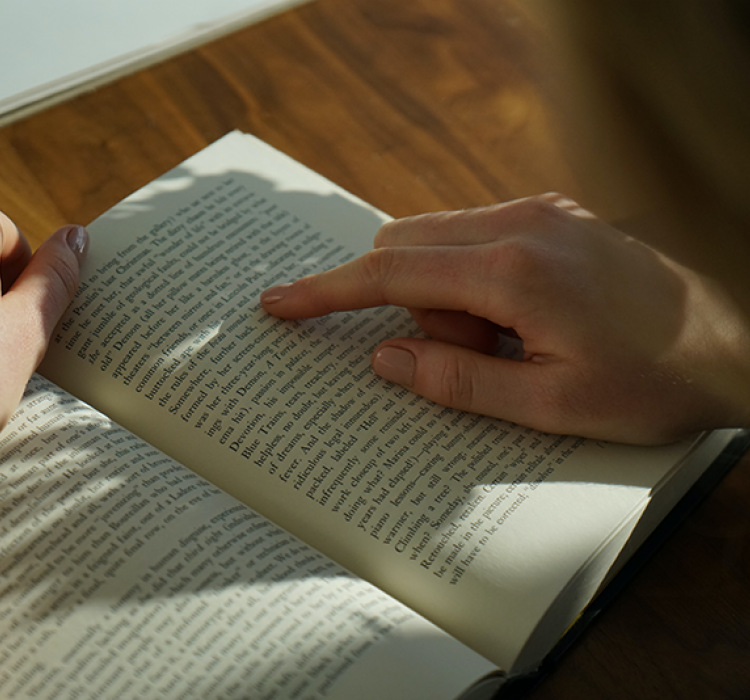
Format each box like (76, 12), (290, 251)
(0, 211), (88, 429)
(261, 194), (750, 445)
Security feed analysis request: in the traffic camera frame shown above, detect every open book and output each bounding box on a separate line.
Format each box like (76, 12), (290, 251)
(0, 132), (741, 699)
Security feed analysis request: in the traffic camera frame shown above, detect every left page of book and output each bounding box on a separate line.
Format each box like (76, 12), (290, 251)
(0, 375), (499, 700)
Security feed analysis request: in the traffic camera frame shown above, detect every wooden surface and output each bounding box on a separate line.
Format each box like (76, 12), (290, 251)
(0, 0), (585, 248)
(1, 0), (749, 697)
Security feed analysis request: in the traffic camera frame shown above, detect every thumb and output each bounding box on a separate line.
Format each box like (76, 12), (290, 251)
(371, 338), (551, 429)
(3, 224), (88, 372)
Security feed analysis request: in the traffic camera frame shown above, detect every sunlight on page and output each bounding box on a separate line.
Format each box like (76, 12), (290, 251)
(406, 438), (683, 673)
(455, 479), (651, 588)
(160, 322), (222, 363)
(0, 376), (497, 699)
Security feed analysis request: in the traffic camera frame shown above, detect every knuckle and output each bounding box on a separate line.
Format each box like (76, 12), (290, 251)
(485, 237), (547, 281)
(520, 195), (572, 225)
(484, 193), (581, 239)
(437, 356), (479, 410)
(538, 191), (576, 207)
(358, 247), (398, 299)
(484, 200), (584, 282)
(374, 211), (445, 247)
(373, 219), (402, 247)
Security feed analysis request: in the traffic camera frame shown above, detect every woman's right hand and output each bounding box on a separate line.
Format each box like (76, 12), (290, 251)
(262, 195), (750, 444)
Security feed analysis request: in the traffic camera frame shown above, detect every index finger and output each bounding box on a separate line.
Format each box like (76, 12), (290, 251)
(260, 243), (516, 324)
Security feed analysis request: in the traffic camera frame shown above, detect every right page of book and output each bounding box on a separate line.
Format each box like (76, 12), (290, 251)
(40, 131), (733, 673)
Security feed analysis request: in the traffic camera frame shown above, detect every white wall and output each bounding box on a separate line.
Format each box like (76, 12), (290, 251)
(0, 0), (307, 122)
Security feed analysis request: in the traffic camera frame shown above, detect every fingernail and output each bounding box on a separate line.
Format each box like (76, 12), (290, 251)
(373, 347), (416, 387)
(260, 283), (294, 305)
(65, 225), (88, 257)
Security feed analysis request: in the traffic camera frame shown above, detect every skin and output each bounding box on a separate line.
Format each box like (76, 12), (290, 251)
(261, 194), (750, 444)
(0, 211), (87, 430)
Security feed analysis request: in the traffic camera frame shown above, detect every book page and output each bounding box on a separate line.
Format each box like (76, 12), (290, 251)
(0, 376), (498, 699)
(41, 131), (714, 672)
